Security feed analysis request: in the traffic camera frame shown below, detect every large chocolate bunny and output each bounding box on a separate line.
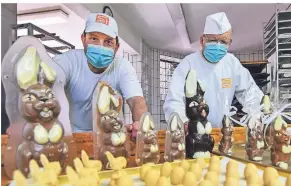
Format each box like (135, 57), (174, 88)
(271, 116), (291, 169)
(94, 82), (128, 169)
(136, 113), (160, 165)
(218, 115), (234, 154)
(164, 113), (185, 162)
(245, 116), (265, 162)
(185, 70), (214, 159)
(15, 47), (68, 176)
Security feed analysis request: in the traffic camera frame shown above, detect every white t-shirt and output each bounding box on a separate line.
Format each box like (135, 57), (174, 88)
(53, 49), (143, 132)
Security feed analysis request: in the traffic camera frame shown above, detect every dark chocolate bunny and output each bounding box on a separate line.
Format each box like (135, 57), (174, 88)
(185, 70), (214, 159)
(95, 83), (128, 169)
(15, 47), (68, 176)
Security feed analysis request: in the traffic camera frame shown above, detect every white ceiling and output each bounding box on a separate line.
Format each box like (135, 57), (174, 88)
(111, 3), (291, 55)
(16, 3), (138, 55)
(16, 3), (291, 56)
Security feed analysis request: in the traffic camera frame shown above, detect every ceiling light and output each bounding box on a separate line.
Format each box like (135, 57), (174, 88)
(17, 9), (68, 26)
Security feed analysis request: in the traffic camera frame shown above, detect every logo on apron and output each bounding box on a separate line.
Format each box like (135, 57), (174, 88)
(222, 78), (232, 88)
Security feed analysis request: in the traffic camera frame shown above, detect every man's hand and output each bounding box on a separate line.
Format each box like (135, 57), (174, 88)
(126, 121), (139, 142)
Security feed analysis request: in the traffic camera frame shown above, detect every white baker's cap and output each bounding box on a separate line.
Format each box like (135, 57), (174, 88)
(203, 12), (231, 35)
(85, 13), (118, 38)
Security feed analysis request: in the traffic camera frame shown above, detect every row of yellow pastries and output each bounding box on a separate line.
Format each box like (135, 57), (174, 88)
(12, 154), (291, 186)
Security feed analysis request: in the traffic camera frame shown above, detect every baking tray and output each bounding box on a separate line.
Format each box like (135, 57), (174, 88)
(8, 154), (290, 186)
(213, 144), (291, 175)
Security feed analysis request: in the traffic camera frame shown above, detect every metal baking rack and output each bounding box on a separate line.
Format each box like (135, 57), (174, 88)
(12, 23), (75, 56)
(263, 9), (291, 103)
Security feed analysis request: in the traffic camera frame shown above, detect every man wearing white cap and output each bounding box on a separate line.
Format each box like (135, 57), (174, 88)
(53, 13), (147, 137)
(163, 12), (263, 128)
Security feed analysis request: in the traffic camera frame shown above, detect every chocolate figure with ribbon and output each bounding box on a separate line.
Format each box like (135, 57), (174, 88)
(185, 69), (214, 159)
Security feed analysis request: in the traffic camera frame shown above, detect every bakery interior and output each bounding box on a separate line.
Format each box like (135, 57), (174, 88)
(1, 3), (291, 186)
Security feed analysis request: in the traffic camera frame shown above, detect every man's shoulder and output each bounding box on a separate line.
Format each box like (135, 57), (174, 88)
(224, 52), (241, 65)
(53, 49), (85, 60)
(113, 55), (134, 70)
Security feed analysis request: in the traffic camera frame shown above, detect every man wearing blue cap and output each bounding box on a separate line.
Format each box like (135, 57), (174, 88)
(53, 13), (147, 137)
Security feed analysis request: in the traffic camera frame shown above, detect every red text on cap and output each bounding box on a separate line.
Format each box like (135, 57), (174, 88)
(96, 15), (109, 25)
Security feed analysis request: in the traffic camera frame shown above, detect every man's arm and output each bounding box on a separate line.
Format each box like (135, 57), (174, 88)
(118, 59), (147, 121)
(126, 96), (148, 122)
(233, 57), (264, 110)
(52, 52), (73, 86)
(163, 58), (191, 124)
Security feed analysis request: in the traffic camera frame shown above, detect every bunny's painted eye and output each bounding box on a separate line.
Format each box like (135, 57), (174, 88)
(22, 94), (36, 102)
(47, 92), (54, 99)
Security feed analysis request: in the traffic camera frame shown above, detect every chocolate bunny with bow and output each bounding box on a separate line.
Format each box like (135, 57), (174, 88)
(94, 82), (128, 169)
(135, 113), (160, 165)
(271, 116), (291, 169)
(164, 113), (186, 162)
(14, 46), (68, 176)
(185, 69), (214, 159)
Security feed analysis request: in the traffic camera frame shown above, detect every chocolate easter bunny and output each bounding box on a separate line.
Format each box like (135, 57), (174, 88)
(93, 81), (128, 169)
(2, 36), (76, 179)
(13, 47), (69, 176)
(218, 115), (234, 155)
(135, 113), (160, 166)
(164, 113), (185, 162)
(184, 69), (214, 159)
(271, 116), (291, 169)
(245, 116), (265, 162)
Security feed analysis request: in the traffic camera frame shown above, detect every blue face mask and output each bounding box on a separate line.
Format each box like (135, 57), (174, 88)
(203, 43), (228, 63)
(86, 44), (115, 68)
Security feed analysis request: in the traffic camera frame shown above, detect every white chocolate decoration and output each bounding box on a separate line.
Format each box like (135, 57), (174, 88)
(34, 124), (49, 144)
(178, 143), (185, 151)
(282, 145), (291, 154)
(98, 86), (110, 114)
(16, 46), (40, 89)
(256, 141), (264, 149)
(171, 115), (178, 132)
(40, 61), (56, 82)
(110, 95), (119, 108)
(111, 132), (126, 146)
(205, 122), (212, 134)
(48, 124), (63, 143)
(185, 70), (197, 98)
(142, 115), (150, 133)
(197, 122), (206, 135)
(150, 144), (159, 153)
